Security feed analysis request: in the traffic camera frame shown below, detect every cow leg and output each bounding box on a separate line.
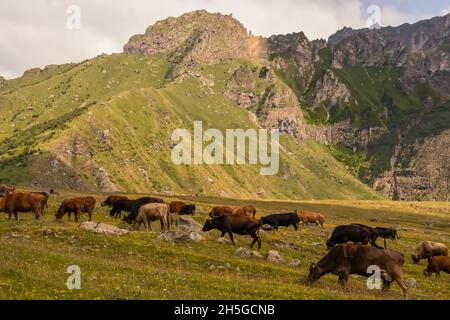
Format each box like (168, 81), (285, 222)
(338, 273), (349, 291)
(75, 211), (81, 223)
(228, 232), (235, 246)
(394, 278), (408, 300)
(384, 239), (387, 249)
(7, 210), (12, 220)
(34, 209), (40, 220)
(143, 217), (150, 232)
(88, 210), (92, 221)
(436, 271), (440, 279)
(13, 211), (18, 221)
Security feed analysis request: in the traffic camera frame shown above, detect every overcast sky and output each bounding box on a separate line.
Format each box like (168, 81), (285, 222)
(1, 0), (449, 79)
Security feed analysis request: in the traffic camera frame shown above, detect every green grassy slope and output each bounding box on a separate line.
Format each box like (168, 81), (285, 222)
(0, 53), (378, 200)
(0, 191), (448, 300)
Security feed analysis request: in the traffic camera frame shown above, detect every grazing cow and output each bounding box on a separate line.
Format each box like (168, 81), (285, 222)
(424, 256), (450, 278)
(32, 191), (49, 210)
(0, 192), (45, 220)
(261, 213), (300, 231)
(134, 203), (171, 232)
(0, 184), (15, 195)
(208, 206), (235, 218)
(326, 224), (382, 250)
(307, 244), (408, 299)
(101, 195), (128, 207)
(296, 210), (325, 227)
(111, 197), (163, 218)
(169, 201), (187, 213)
(179, 204), (196, 215)
(202, 215), (262, 249)
(411, 241), (448, 264)
(233, 205), (256, 218)
(55, 197), (96, 222)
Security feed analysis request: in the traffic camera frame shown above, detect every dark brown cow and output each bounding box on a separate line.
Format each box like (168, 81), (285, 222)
(307, 244), (408, 299)
(55, 197), (96, 222)
(202, 215), (262, 249)
(101, 195), (128, 207)
(169, 201), (187, 214)
(0, 192), (45, 220)
(208, 206), (235, 218)
(424, 256), (450, 278)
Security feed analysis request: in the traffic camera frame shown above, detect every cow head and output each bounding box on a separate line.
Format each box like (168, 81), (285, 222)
(411, 254), (420, 264)
(307, 263), (322, 283)
(202, 219), (214, 232)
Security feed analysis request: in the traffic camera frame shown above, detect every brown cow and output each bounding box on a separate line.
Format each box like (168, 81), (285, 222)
(307, 244), (408, 299)
(233, 205), (256, 218)
(208, 206), (235, 218)
(411, 241), (448, 264)
(169, 201), (186, 213)
(296, 210), (324, 227)
(0, 192), (45, 220)
(32, 191), (49, 210)
(134, 203), (171, 232)
(55, 197), (96, 222)
(424, 256), (450, 278)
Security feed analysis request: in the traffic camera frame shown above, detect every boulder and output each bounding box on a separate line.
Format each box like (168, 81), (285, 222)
(405, 278), (419, 289)
(287, 259), (301, 267)
(80, 221), (129, 236)
(267, 250), (285, 264)
(159, 230), (205, 243)
(177, 216), (203, 233)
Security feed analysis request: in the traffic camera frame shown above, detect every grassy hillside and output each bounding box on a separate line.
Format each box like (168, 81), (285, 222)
(0, 53), (378, 200)
(0, 190), (449, 300)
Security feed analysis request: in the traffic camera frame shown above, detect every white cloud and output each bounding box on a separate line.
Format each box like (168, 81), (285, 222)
(0, 0), (439, 79)
(443, 7), (450, 15)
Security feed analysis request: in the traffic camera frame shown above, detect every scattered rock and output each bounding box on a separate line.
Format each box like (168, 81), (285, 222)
(177, 217), (203, 233)
(267, 250), (285, 264)
(159, 230), (205, 243)
(287, 259), (301, 267)
(272, 239), (300, 251)
(217, 237), (231, 244)
(235, 247), (252, 258)
(80, 221), (129, 236)
(370, 218), (380, 222)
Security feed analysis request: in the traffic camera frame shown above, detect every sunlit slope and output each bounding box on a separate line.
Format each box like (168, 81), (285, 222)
(0, 54), (378, 200)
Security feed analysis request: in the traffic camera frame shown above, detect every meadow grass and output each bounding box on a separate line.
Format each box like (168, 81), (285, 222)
(0, 190), (448, 300)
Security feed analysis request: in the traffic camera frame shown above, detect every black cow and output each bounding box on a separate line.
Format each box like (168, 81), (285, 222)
(179, 204), (196, 215)
(202, 215), (262, 249)
(326, 224), (382, 250)
(32, 191), (49, 209)
(261, 213), (300, 231)
(112, 197), (163, 218)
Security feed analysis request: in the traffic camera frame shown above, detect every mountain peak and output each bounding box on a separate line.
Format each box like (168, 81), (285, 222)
(124, 10), (267, 76)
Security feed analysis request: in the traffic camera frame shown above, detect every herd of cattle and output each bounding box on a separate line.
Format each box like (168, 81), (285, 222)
(0, 185), (449, 299)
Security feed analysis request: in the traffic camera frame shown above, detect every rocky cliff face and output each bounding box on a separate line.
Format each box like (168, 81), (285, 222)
(0, 76), (5, 88)
(122, 10), (450, 201)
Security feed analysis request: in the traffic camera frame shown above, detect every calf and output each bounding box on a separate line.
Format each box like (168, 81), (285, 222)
(134, 203), (171, 232)
(327, 224), (381, 250)
(111, 197), (163, 218)
(101, 195), (128, 207)
(296, 210), (325, 227)
(0, 192), (45, 220)
(202, 215), (262, 249)
(261, 213), (300, 231)
(55, 196), (96, 222)
(307, 243), (408, 299)
(411, 241), (448, 264)
(351, 224), (397, 249)
(424, 256), (450, 278)
(179, 204), (196, 215)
